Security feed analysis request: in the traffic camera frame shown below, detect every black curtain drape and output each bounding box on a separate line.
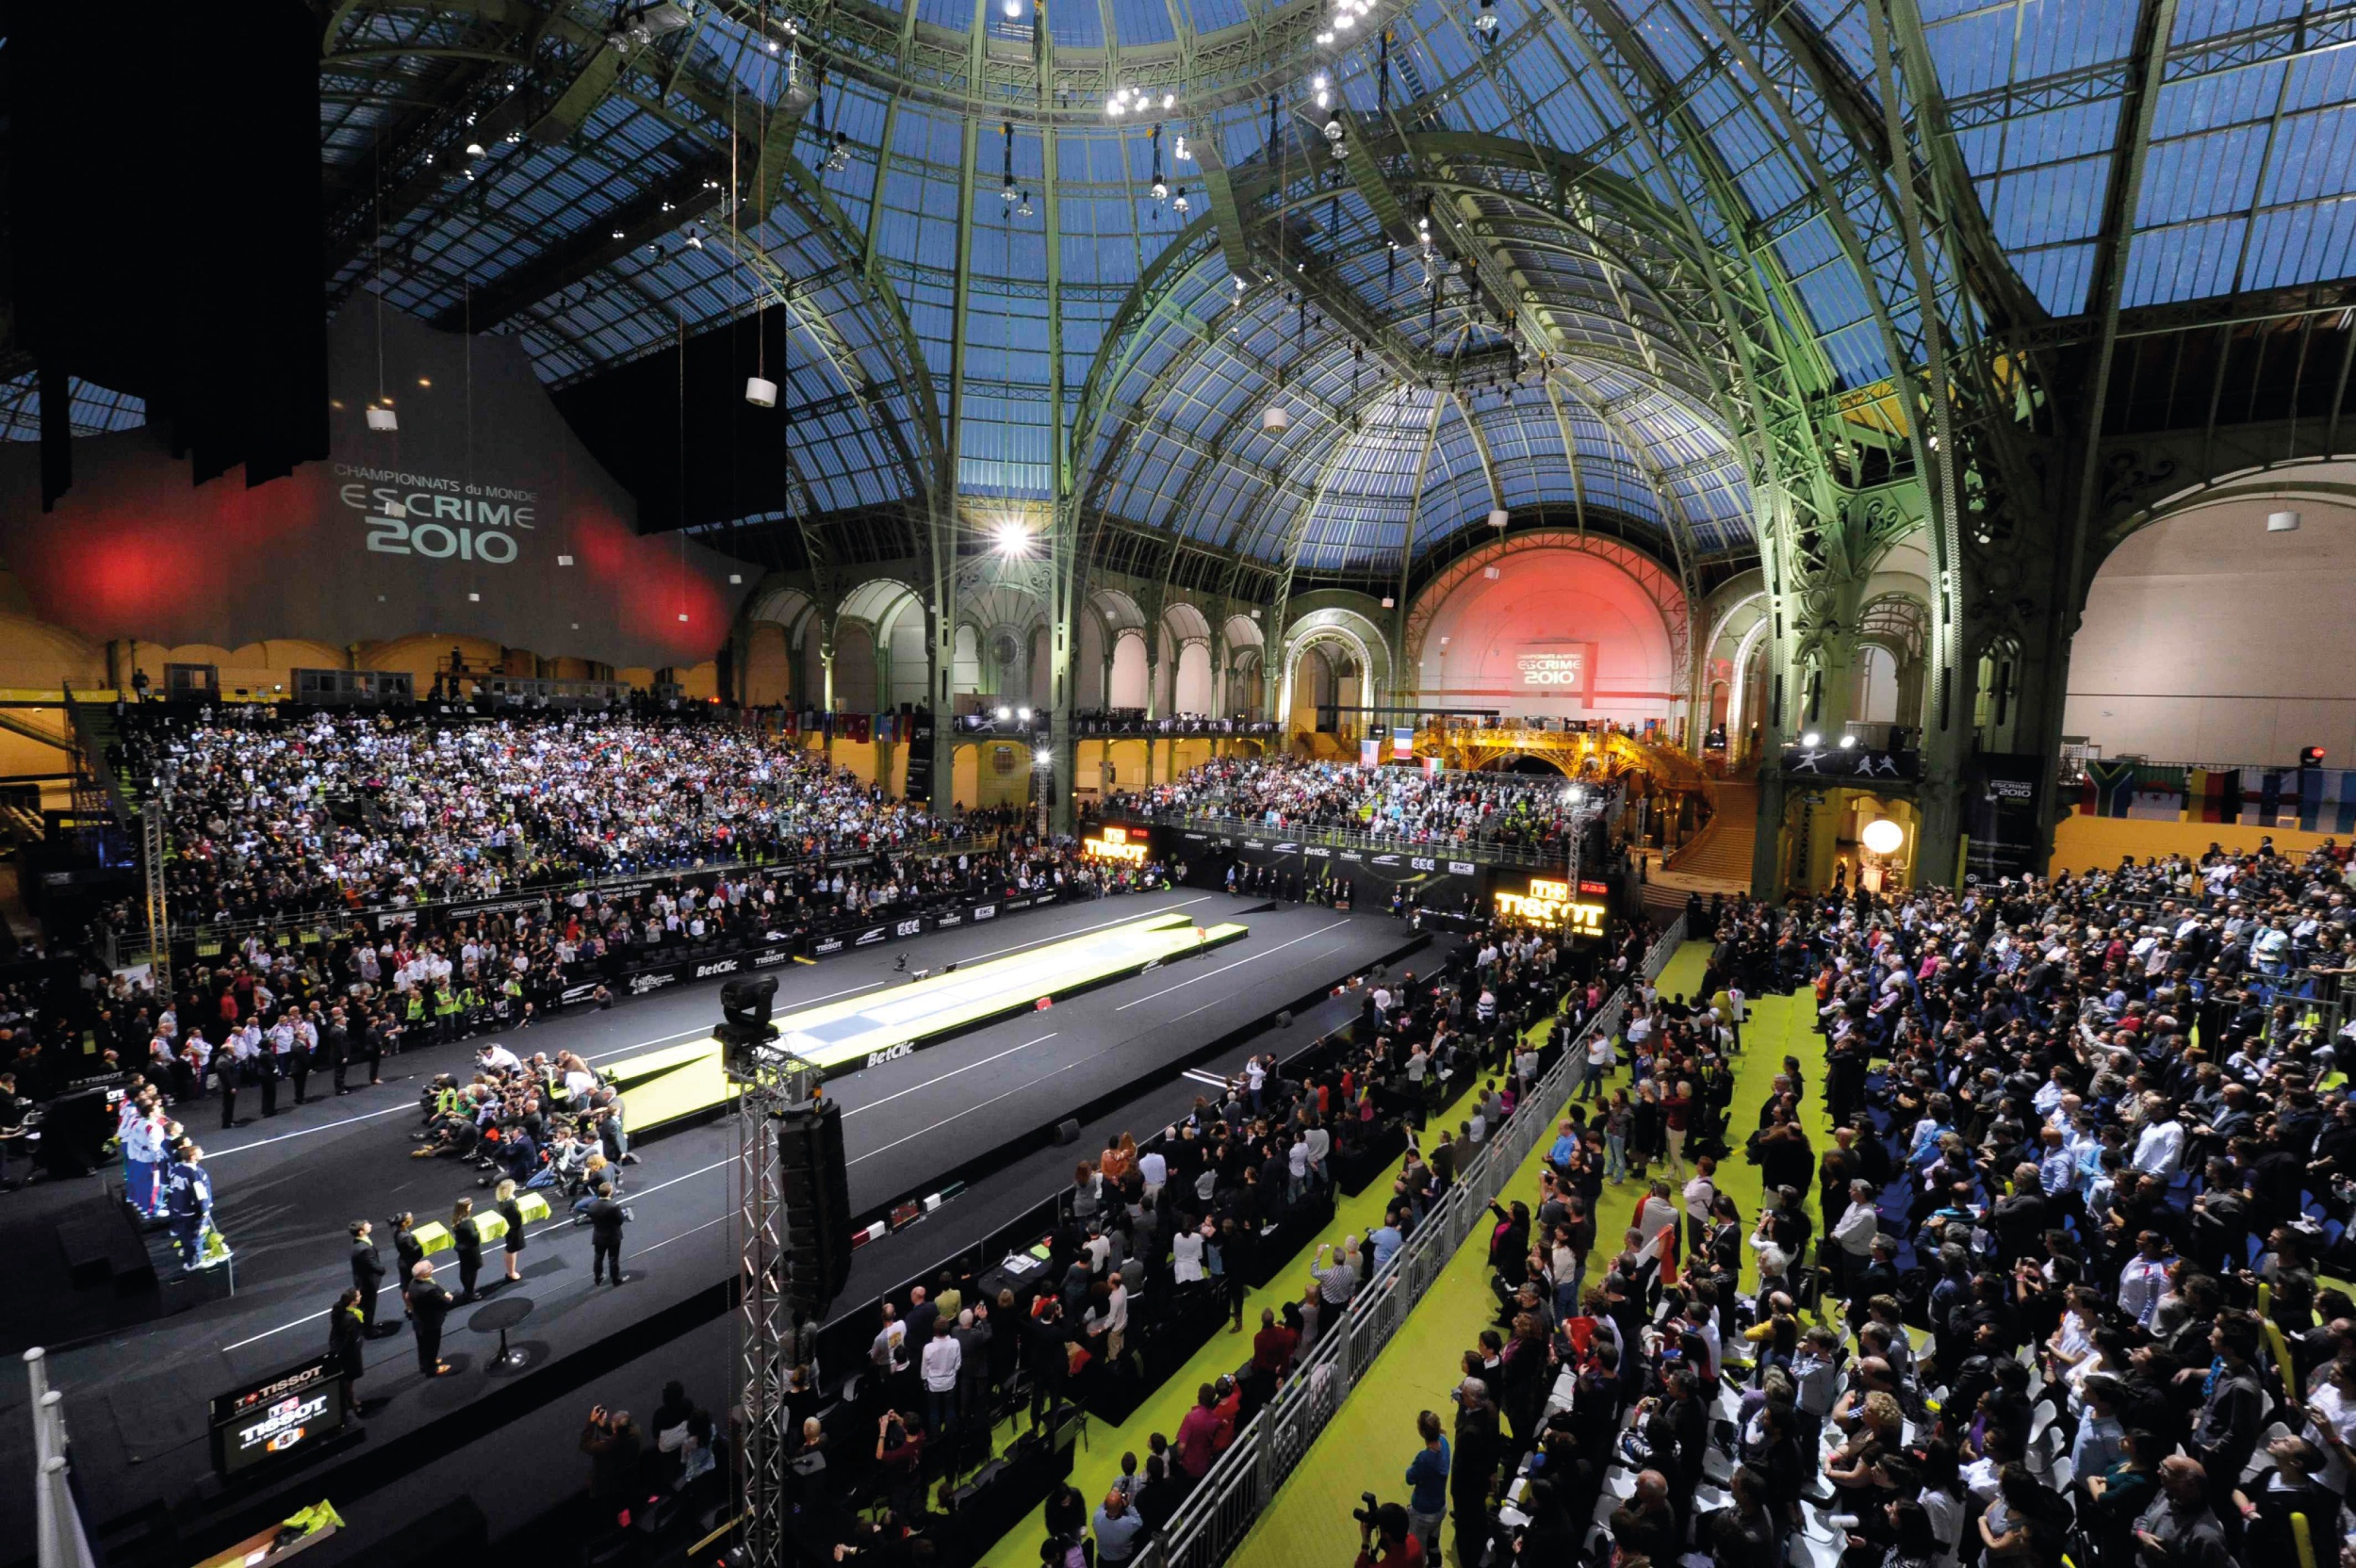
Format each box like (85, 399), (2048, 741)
(7, 0), (327, 507)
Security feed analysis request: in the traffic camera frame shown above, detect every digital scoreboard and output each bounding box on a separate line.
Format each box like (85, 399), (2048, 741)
(1493, 875), (1610, 938)
(1081, 825), (1150, 864)
(210, 1354), (347, 1478)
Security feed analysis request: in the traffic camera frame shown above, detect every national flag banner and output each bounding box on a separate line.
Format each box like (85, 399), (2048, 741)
(2126, 766), (2186, 821)
(2084, 760), (2136, 817)
(2186, 767), (2241, 824)
(1392, 726), (1415, 760)
(2298, 768), (2356, 833)
(2240, 767), (2296, 825)
(874, 713), (895, 744)
(1358, 738), (1380, 769)
(843, 712), (872, 745)
(1421, 757), (1441, 777)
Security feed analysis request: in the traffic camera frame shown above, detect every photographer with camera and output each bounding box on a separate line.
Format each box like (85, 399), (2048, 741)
(1353, 1498), (1423, 1568)
(581, 1403), (644, 1518)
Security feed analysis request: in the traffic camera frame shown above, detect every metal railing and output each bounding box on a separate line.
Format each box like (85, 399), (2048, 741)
(1109, 808), (1573, 871)
(1138, 914), (1687, 1568)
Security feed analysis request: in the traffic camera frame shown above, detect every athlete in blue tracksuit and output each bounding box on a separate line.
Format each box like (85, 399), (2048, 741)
(162, 1147), (216, 1269)
(120, 1093), (167, 1217)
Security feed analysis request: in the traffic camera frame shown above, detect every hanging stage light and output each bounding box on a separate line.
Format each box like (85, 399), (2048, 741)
(746, 376), (779, 408)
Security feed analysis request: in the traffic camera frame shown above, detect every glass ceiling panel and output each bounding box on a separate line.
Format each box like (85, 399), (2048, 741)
(304, 0), (2356, 580)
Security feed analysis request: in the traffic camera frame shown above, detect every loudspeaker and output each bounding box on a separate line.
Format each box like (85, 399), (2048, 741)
(1055, 1118), (1081, 1145)
(1276, 1010), (1293, 1028)
(777, 1100), (854, 1319)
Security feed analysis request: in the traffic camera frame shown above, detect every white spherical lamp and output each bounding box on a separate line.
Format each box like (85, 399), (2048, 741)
(1860, 818), (1906, 857)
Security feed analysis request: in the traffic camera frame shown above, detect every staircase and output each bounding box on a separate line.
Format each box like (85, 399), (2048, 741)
(1665, 779), (1759, 888)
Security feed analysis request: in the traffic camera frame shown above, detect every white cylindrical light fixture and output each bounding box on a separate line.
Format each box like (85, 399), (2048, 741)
(1487, 507), (1510, 529)
(1263, 404), (1289, 433)
(2267, 510), (2301, 532)
(366, 406), (399, 432)
(744, 375), (779, 408)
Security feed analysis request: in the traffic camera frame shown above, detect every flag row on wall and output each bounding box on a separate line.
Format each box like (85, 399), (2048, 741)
(2079, 761), (2356, 831)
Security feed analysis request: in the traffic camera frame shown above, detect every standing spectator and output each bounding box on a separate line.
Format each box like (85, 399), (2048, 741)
(1403, 1409), (1451, 1549)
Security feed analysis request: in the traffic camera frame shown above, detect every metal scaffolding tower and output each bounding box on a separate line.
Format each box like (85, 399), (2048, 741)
(726, 997), (822, 1568)
(140, 794), (170, 992)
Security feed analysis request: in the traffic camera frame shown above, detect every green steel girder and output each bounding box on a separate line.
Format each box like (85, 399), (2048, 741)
(1939, 0), (2356, 132)
(1536, 0), (1843, 690)
(324, 1), (948, 497)
(2055, 0), (2181, 696)
(1776, 2), (2042, 335)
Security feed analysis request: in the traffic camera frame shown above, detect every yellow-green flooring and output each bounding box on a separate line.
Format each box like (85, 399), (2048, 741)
(1223, 940), (1836, 1568)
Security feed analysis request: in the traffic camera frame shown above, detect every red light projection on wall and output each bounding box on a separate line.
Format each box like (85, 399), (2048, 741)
(0, 307), (751, 669)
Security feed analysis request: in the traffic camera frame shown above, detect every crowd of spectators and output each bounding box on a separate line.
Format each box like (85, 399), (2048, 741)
(745, 906), (1656, 1568)
(31, 838), (1119, 1121)
(1347, 838), (2356, 1568)
(1107, 757), (1616, 861)
(106, 708), (973, 926)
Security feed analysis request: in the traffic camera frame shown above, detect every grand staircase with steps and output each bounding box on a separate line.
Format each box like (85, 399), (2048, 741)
(1664, 779), (1759, 889)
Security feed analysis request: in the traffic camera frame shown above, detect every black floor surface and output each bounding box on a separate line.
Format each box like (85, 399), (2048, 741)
(0, 890), (1422, 1567)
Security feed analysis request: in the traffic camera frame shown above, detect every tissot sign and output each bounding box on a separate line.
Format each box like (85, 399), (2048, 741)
(0, 305), (753, 669)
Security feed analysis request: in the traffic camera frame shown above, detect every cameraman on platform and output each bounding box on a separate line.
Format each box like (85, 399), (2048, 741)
(1356, 1500), (1424, 1568)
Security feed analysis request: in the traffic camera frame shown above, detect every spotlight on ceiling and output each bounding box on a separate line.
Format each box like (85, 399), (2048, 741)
(366, 405), (399, 433)
(744, 376), (779, 408)
(993, 520), (1033, 556)
(1487, 507), (1510, 529)
(996, 706), (1013, 722)
(1801, 732), (1822, 748)
(1263, 404), (1290, 433)
(1839, 733), (1858, 749)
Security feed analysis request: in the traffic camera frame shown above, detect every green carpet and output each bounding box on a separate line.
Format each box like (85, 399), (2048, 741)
(1223, 940), (1838, 1568)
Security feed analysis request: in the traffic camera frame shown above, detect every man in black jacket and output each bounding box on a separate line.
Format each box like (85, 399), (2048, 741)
(409, 1262), (453, 1376)
(1027, 1297), (1074, 1426)
(582, 1183), (629, 1283)
(324, 1011), (352, 1096)
(350, 1219), (389, 1336)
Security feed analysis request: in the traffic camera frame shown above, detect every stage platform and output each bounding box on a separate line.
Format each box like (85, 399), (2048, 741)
(0, 891), (1424, 1568)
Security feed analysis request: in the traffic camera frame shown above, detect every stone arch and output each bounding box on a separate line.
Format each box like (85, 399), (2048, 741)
(1279, 609), (1387, 730)
(1107, 629), (1150, 710)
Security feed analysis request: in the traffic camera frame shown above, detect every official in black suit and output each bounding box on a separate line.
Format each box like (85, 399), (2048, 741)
(408, 1262), (453, 1375)
(391, 1212), (425, 1323)
(450, 1198), (483, 1301)
(216, 1050), (238, 1130)
(329, 1287), (368, 1414)
(582, 1183), (629, 1283)
(324, 1015), (352, 1095)
(350, 1219), (388, 1335)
